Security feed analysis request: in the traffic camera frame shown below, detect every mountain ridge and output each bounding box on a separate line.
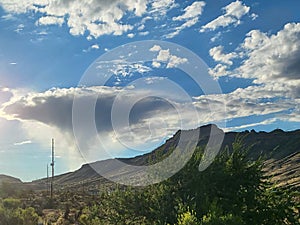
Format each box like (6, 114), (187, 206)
(2, 125), (299, 190)
(25, 124), (300, 190)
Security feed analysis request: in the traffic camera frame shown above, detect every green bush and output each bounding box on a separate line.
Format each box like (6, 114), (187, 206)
(2, 198), (21, 209)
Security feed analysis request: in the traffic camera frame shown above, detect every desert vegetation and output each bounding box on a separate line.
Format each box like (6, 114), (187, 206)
(0, 139), (299, 224)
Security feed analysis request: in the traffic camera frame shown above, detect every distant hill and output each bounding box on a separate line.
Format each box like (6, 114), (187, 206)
(30, 124), (300, 190)
(0, 174), (22, 185)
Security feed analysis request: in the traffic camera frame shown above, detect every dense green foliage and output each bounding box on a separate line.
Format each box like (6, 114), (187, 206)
(77, 139), (299, 224)
(0, 139), (299, 224)
(0, 198), (38, 225)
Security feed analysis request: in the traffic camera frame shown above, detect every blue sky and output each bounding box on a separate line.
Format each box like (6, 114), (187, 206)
(0, 0), (300, 181)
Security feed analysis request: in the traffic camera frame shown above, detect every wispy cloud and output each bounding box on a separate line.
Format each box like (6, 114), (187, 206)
(166, 1), (206, 38)
(14, 140), (32, 146)
(200, 0), (251, 32)
(223, 118), (277, 132)
(149, 0), (178, 18)
(1, 13), (15, 21)
(14, 23), (24, 33)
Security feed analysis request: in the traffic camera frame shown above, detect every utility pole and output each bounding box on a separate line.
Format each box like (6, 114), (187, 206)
(50, 138), (54, 200)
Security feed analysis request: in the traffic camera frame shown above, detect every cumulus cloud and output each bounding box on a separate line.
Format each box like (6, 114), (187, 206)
(36, 16), (64, 26)
(0, 0), (183, 39)
(205, 22), (300, 131)
(127, 33), (135, 38)
(150, 45), (188, 68)
(173, 1), (205, 21)
(200, 0), (250, 32)
(1, 74), (298, 163)
(239, 23), (300, 83)
(208, 64), (230, 77)
(1, 86), (201, 159)
(209, 46), (237, 65)
(166, 1), (205, 38)
(0, 0), (148, 38)
(0, 87), (13, 107)
(209, 22), (300, 99)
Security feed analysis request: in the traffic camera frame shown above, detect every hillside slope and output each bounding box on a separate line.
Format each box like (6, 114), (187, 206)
(30, 125), (300, 190)
(0, 174), (22, 185)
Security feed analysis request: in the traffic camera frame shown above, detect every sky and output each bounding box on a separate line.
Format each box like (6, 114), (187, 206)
(0, 0), (300, 181)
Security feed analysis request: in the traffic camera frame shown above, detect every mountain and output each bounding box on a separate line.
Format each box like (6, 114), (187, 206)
(0, 174), (22, 185)
(30, 124), (300, 190)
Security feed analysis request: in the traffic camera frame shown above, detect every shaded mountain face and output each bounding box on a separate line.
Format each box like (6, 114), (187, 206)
(31, 124), (300, 190)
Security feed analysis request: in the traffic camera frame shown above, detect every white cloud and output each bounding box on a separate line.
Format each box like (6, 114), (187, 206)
(224, 0), (250, 18)
(206, 23), (300, 131)
(208, 64), (230, 77)
(0, 0), (148, 38)
(193, 84), (295, 123)
(165, 1), (205, 38)
(96, 59), (152, 78)
(138, 24), (145, 31)
(1, 80), (298, 164)
(200, 0), (250, 32)
(1, 13), (15, 20)
(211, 23), (300, 99)
(83, 44), (100, 53)
(152, 61), (161, 68)
(150, 0), (178, 17)
(14, 23), (24, 33)
(250, 13), (258, 20)
(139, 31), (149, 36)
(36, 16), (64, 26)
(210, 31), (222, 42)
(0, 86), (200, 160)
(149, 45), (161, 52)
(91, 44), (99, 49)
(223, 118), (277, 132)
(127, 33), (135, 38)
(150, 45), (188, 68)
(209, 46), (237, 65)
(144, 77), (167, 84)
(209, 23), (300, 99)
(173, 1), (205, 21)
(14, 140), (32, 146)
(166, 17), (199, 39)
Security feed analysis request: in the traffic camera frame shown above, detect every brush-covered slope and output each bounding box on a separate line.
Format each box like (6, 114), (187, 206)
(31, 125), (300, 190)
